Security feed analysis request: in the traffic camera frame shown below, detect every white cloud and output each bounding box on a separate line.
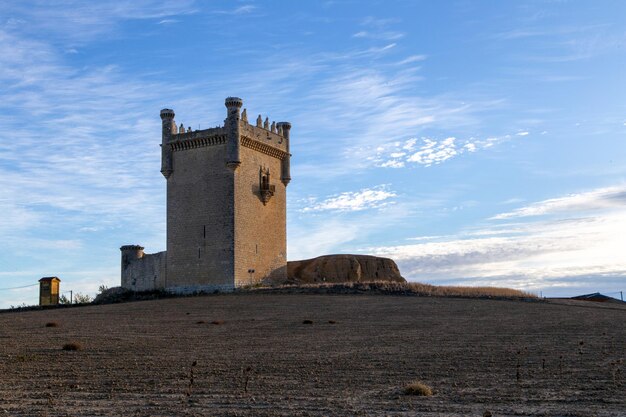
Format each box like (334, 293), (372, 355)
(516, 131), (530, 136)
(366, 185), (626, 293)
(402, 138), (418, 151)
(352, 30), (404, 40)
(464, 143), (477, 152)
(302, 186), (396, 212)
(2, 1), (197, 44)
(406, 235), (448, 242)
(221, 5), (256, 15)
(360, 16), (399, 28)
(491, 186), (626, 220)
(380, 159), (405, 168)
(372, 133), (515, 168)
(407, 137), (457, 166)
(396, 55), (427, 65)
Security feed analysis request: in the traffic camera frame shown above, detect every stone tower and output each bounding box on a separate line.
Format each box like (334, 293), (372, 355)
(121, 97), (291, 293)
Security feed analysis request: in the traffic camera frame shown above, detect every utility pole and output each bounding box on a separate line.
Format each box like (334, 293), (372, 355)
(70, 290), (73, 304)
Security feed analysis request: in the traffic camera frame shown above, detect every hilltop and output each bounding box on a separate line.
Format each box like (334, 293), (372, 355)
(0, 293), (624, 416)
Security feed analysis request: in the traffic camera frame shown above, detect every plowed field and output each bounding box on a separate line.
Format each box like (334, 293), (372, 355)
(1, 294), (624, 416)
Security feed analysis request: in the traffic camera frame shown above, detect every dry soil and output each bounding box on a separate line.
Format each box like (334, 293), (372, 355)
(0, 294), (624, 416)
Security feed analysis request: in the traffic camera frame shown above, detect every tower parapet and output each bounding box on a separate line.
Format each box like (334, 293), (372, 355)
(120, 244), (145, 260)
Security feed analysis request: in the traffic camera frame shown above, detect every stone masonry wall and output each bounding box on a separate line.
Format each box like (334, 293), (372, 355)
(234, 145), (287, 286)
(121, 251), (166, 291)
(166, 143), (236, 291)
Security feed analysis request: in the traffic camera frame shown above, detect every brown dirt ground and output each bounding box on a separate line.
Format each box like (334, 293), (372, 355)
(0, 294), (625, 416)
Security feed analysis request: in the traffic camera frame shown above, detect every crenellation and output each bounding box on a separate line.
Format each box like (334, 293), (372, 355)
(240, 123), (288, 154)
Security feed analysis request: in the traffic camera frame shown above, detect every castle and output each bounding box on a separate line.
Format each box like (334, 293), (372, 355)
(120, 97), (291, 293)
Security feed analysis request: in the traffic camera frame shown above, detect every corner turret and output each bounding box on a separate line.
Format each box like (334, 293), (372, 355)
(160, 108), (175, 178)
(277, 122), (291, 185)
(225, 97), (243, 170)
(120, 244), (145, 263)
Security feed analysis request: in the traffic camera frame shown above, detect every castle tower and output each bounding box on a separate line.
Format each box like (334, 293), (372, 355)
(121, 97), (290, 293)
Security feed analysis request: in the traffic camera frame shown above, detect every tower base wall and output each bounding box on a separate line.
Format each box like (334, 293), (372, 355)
(121, 250), (166, 292)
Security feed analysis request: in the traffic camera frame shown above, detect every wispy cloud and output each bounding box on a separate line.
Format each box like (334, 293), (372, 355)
(361, 16), (399, 28)
(396, 55), (427, 65)
(3, 1), (197, 43)
(288, 64), (503, 177)
(352, 30), (404, 41)
(301, 185), (396, 212)
(491, 186), (626, 220)
(214, 5), (256, 15)
(0, 14), (189, 287)
(366, 185), (626, 293)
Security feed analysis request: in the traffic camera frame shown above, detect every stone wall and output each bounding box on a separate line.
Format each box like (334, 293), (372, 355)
(166, 143), (236, 291)
(121, 250), (166, 291)
(233, 145), (287, 286)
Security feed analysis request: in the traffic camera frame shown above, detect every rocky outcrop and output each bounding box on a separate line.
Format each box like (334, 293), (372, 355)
(284, 254), (406, 284)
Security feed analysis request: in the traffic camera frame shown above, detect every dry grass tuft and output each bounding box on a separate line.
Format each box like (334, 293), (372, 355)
(45, 322), (59, 328)
(62, 342), (83, 351)
(302, 319), (313, 324)
(404, 380), (433, 396)
(211, 320), (225, 325)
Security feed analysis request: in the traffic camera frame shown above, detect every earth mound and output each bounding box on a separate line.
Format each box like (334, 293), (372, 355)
(283, 254), (406, 285)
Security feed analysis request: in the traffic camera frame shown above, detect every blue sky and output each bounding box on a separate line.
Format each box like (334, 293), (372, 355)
(1, 0), (625, 307)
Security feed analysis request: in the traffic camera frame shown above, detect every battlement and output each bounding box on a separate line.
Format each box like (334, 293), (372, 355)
(163, 100), (290, 158)
(120, 244), (144, 251)
(240, 120), (288, 154)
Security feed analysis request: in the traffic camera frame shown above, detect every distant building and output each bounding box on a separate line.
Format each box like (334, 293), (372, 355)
(121, 97), (291, 293)
(571, 292), (624, 303)
(39, 277), (61, 305)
